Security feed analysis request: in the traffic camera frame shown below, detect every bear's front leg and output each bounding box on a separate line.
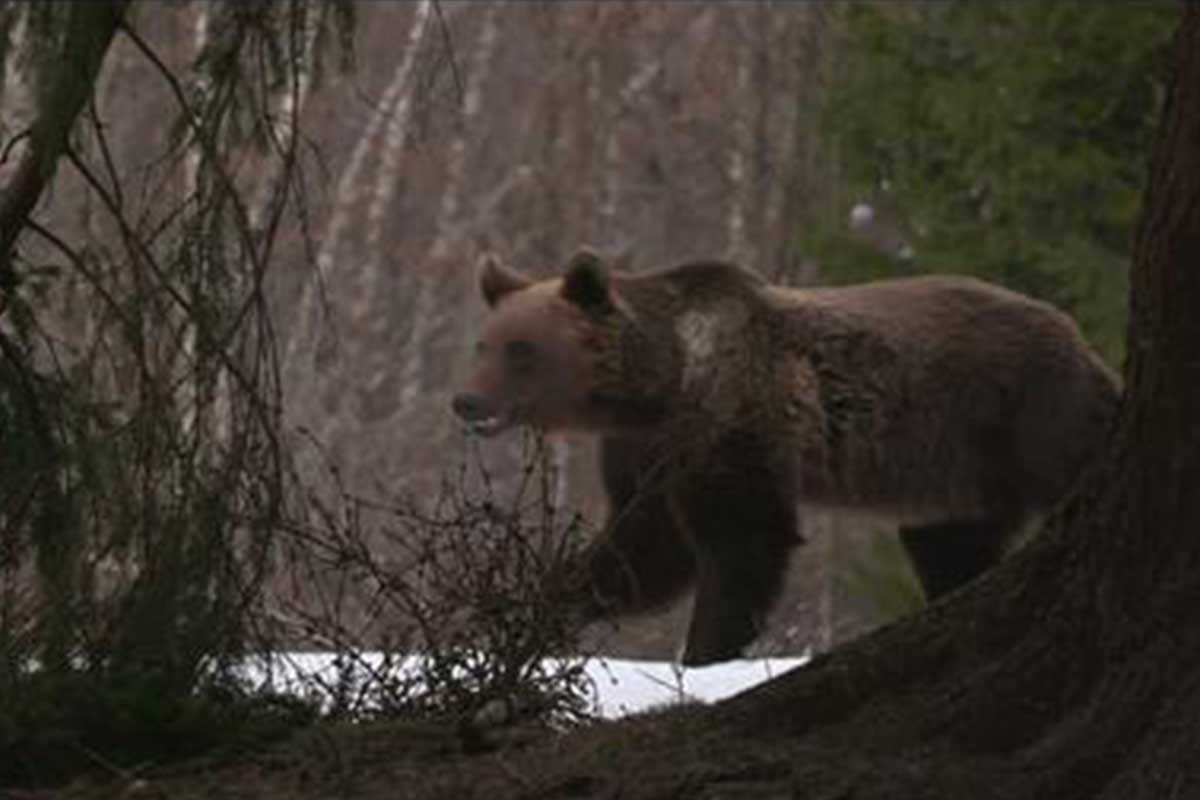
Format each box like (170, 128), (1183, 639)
(546, 436), (698, 624)
(670, 450), (801, 666)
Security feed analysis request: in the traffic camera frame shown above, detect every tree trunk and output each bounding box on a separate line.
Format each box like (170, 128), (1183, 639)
(436, 7), (1200, 798)
(0, 1), (128, 279)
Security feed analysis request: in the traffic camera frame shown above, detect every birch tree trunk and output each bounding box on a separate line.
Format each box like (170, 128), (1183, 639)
(724, 9), (752, 266)
(398, 1), (499, 411)
(281, 1), (432, 412)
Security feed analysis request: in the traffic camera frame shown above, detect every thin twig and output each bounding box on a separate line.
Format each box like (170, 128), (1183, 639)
(432, 0), (465, 109)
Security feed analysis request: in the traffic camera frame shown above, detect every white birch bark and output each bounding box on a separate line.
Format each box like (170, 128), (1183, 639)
(397, 1), (498, 410)
(281, 1), (432, 399)
(725, 12), (753, 266)
(771, 5), (829, 284)
(603, 51), (661, 248)
(250, 7), (321, 227)
(180, 3), (209, 441)
(361, 1), (434, 272)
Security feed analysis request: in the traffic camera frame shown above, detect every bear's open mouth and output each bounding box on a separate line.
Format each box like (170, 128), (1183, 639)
(465, 415), (510, 437)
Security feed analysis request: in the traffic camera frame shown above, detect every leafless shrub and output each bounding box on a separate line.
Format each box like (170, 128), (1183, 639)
(272, 431), (598, 728)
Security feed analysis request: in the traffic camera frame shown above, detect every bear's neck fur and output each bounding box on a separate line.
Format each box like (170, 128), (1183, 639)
(584, 260), (779, 439)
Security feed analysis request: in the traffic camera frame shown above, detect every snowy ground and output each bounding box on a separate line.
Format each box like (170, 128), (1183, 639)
(581, 655), (809, 717)
(253, 653), (810, 719)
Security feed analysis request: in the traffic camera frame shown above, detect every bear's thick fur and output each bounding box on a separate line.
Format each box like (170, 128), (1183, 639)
(453, 248), (1120, 665)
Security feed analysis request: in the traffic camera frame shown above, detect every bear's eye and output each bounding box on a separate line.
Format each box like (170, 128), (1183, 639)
(505, 340), (538, 370)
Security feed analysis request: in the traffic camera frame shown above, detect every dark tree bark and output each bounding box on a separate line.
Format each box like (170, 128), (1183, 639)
(426, 6), (1200, 799)
(0, 1), (128, 284)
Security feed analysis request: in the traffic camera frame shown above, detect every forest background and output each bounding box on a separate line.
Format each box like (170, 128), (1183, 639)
(0, 1), (1175, 789)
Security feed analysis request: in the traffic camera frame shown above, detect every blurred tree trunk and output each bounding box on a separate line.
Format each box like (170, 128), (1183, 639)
(724, 9), (752, 266)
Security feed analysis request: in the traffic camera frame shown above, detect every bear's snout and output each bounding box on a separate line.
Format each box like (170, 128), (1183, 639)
(452, 392), (491, 422)
(452, 392), (512, 436)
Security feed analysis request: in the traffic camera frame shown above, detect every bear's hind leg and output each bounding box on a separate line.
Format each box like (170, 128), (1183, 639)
(899, 518), (1016, 601)
(672, 465), (800, 667)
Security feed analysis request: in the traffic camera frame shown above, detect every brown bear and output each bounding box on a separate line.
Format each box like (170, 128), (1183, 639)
(452, 248), (1120, 666)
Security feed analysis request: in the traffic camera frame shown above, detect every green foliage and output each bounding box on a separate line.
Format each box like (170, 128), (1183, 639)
(807, 4), (1174, 627)
(814, 2), (1175, 365)
(835, 524), (924, 632)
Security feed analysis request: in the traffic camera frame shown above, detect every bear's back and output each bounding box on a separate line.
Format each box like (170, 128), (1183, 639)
(761, 275), (1119, 520)
(764, 275), (1107, 383)
(766, 275), (1063, 340)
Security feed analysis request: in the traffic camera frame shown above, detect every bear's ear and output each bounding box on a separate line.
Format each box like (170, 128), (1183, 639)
(561, 247), (612, 312)
(478, 254), (531, 307)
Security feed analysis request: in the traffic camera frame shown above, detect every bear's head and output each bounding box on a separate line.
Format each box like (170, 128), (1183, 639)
(453, 248), (663, 437)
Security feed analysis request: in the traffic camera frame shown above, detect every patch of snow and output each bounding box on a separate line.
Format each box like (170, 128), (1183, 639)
(583, 655), (809, 717)
(245, 653), (809, 719)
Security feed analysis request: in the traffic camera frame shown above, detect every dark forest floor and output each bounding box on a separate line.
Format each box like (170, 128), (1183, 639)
(50, 701), (770, 800)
